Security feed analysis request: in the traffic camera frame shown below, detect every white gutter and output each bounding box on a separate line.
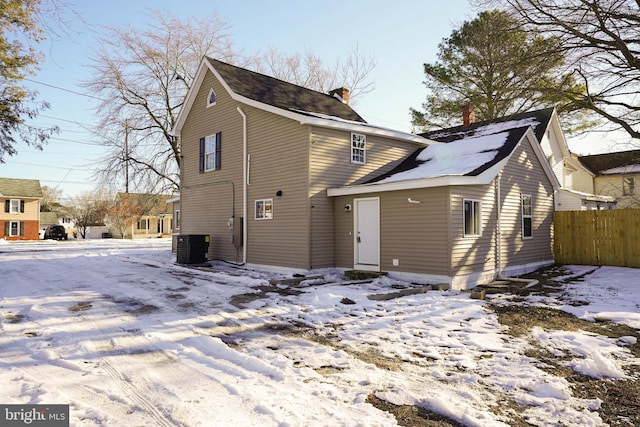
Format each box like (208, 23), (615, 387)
(237, 106), (248, 265)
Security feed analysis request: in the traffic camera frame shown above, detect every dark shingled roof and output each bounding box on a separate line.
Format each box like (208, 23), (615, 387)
(206, 57), (366, 123)
(0, 178), (43, 198)
(420, 107), (554, 143)
(366, 126), (530, 184)
(579, 149), (640, 175)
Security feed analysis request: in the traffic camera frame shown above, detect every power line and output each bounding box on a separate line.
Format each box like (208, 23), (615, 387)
(3, 160), (88, 171)
(49, 136), (103, 146)
(24, 78), (107, 102)
(38, 114), (96, 129)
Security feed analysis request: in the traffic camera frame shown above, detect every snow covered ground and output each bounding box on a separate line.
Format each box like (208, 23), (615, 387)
(0, 238), (638, 426)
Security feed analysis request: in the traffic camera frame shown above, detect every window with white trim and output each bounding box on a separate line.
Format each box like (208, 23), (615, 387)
(175, 209), (180, 230)
(255, 199), (273, 220)
(521, 194), (533, 239)
(5, 221), (23, 236)
(5, 199), (24, 214)
(207, 88), (217, 107)
(463, 199), (481, 237)
(351, 133), (366, 164)
(137, 218), (149, 230)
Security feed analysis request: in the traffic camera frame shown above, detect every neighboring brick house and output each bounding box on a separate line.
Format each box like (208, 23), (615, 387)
(579, 149), (640, 209)
(0, 178), (43, 240)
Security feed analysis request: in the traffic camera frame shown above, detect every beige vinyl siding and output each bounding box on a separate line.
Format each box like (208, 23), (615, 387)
(244, 108), (310, 268)
(0, 198), (40, 221)
(497, 137), (554, 268)
(378, 188), (450, 275)
(449, 185), (497, 277)
(557, 189), (588, 211)
(180, 70), (244, 262)
(595, 174), (640, 209)
(332, 188), (450, 275)
(310, 127), (423, 268)
(181, 70), (312, 267)
(566, 163), (594, 194)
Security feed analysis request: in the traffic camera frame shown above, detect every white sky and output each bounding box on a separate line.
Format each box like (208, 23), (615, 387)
(1, 0), (633, 200)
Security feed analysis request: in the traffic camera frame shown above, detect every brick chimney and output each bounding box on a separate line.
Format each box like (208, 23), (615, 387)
(462, 105), (475, 128)
(329, 87), (350, 105)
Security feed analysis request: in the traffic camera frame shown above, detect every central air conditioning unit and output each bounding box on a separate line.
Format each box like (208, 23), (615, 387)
(176, 234), (210, 264)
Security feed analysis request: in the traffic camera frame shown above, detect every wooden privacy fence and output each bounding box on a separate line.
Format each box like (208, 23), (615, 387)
(554, 209), (640, 268)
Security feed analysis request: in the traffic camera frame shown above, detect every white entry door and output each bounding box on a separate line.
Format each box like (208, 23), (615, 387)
(354, 197), (380, 271)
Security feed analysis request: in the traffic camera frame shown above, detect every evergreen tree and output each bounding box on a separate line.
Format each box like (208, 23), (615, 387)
(411, 10), (583, 130)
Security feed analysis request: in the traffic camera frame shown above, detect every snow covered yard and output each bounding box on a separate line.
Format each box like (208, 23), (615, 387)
(0, 239), (638, 426)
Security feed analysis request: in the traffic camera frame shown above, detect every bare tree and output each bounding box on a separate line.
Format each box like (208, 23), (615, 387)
(257, 44), (377, 105)
(84, 10), (377, 194)
(82, 9), (240, 194)
(64, 191), (111, 239)
(493, 0), (640, 139)
(40, 186), (64, 212)
(103, 196), (141, 239)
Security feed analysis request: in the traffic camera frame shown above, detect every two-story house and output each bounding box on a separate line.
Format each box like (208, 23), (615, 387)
(579, 149), (640, 209)
(172, 57), (429, 270)
(0, 177), (43, 240)
(173, 58), (564, 289)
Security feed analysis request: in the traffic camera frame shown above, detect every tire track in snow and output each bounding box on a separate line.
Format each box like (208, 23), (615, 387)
(98, 356), (177, 427)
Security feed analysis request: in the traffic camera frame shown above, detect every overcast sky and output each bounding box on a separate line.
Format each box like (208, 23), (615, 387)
(2, 0), (628, 199)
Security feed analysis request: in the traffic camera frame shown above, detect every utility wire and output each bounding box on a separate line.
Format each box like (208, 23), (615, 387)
(24, 78), (107, 102)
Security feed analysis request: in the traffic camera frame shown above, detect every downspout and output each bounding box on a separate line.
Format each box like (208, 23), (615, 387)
(237, 107), (248, 265)
(495, 171), (539, 288)
(495, 173), (502, 278)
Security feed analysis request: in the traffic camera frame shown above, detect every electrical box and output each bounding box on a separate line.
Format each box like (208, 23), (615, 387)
(232, 218), (243, 249)
(176, 234), (210, 264)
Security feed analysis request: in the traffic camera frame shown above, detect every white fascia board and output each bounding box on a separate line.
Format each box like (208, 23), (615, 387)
(172, 59), (210, 137)
(297, 116), (432, 144)
(549, 108), (571, 158)
(327, 160), (506, 197)
(230, 92), (431, 144)
(525, 127), (561, 190)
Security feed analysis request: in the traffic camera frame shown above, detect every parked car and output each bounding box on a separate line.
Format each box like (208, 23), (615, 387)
(43, 225), (68, 240)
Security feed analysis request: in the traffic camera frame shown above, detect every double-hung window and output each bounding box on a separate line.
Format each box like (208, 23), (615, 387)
(199, 132), (221, 172)
(351, 133), (366, 164)
(521, 194), (533, 239)
(4, 221), (23, 237)
(255, 199), (273, 220)
(5, 199), (24, 214)
(463, 199), (481, 237)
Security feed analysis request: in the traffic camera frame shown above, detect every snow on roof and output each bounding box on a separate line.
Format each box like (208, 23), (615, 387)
(426, 117), (541, 142)
(375, 130), (512, 184)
